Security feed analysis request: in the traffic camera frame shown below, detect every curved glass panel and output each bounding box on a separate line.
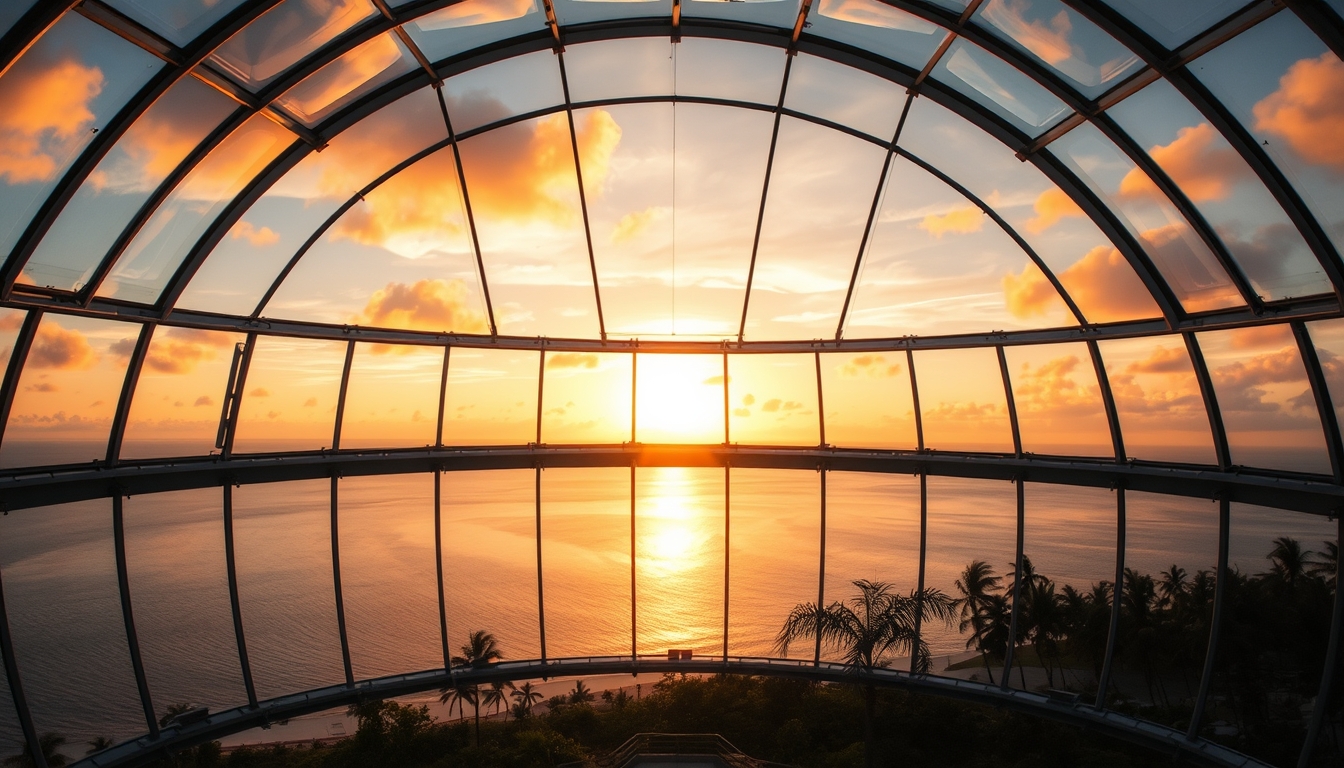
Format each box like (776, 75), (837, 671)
(273, 32), (417, 127)
(784, 53), (905, 140)
(672, 37), (786, 105)
(232, 335), (347, 453)
(727, 353), (819, 446)
(912, 347), (1014, 453)
(340, 341), (443, 448)
(564, 37), (673, 103)
(633, 353), (724, 444)
(120, 327), (245, 459)
(809, 0), (949, 73)
(930, 38), (1071, 137)
(442, 347), (539, 445)
(403, 0), (545, 64)
(1096, 335), (1217, 464)
(540, 351), (632, 443)
(1005, 341), (1112, 456)
(105, 0), (250, 46)
(683, 0), (801, 29)
(207, 0), (379, 92)
(1103, 0), (1244, 51)
(819, 350), (917, 449)
(441, 50), (564, 134)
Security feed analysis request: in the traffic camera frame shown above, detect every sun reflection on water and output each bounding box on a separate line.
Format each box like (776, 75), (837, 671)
(635, 467), (724, 654)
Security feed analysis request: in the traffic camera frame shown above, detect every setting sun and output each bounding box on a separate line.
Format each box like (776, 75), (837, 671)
(634, 354), (724, 443)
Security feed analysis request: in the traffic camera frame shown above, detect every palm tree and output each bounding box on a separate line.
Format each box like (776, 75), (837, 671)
(569, 680), (595, 705)
(1156, 565), (1187, 609)
(511, 681), (543, 718)
(955, 560), (1002, 684)
(1308, 538), (1339, 587)
(1267, 536), (1312, 587)
(481, 680), (515, 719)
(85, 736), (114, 755)
(776, 579), (956, 768)
(444, 630), (503, 746)
(3, 733), (68, 767)
(439, 684), (474, 722)
(158, 702), (195, 729)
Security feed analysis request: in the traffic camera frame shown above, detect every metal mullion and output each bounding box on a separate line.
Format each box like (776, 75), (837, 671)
(1001, 476), (1025, 690)
(737, 53), (796, 342)
(222, 483), (258, 708)
(76, 107), (253, 305)
(906, 348), (924, 451)
(555, 51), (608, 339)
(221, 333), (257, 459)
(910, 471), (927, 673)
(0, 311), (41, 455)
(332, 341), (357, 450)
(251, 136), (454, 318)
(1093, 115), (1261, 311)
(815, 468), (826, 665)
(105, 322), (156, 465)
(330, 477), (354, 686)
(434, 472), (450, 671)
(535, 467), (547, 663)
(1284, 0), (1344, 61)
(815, 352), (825, 446)
(1188, 496), (1230, 741)
(897, 150), (1088, 326)
(1184, 332), (1232, 470)
(0, 558), (46, 768)
(436, 346), (450, 448)
(1087, 339), (1127, 463)
(997, 346), (1022, 458)
(835, 95), (911, 340)
(536, 350), (546, 444)
(631, 352), (638, 442)
(437, 90), (497, 336)
(0, 1), (76, 78)
(630, 465), (637, 659)
(77, 0), (181, 63)
(159, 141), (311, 316)
(113, 494), (160, 737)
(723, 352), (730, 444)
(1094, 484), (1125, 709)
(1295, 322), (1344, 481)
(1297, 513), (1344, 768)
(722, 465), (730, 659)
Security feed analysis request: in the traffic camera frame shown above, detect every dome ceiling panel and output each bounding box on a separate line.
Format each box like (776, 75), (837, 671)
(807, 0), (950, 69)
(742, 115), (889, 341)
(402, 0), (547, 63)
(1095, 334), (1218, 465)
(340, 341), (444, 447)
(680, 0), (802, 29)
(784, 52), (906, 141)
(843, 154), (1077, 339)
(105, 0), (254, 46)
(928, 37), (1072, 137)
(270, 31), (419, 127)
(230, 335), (347, 453)
(540, 351), (632, 442)
(440, 49), (565, 134)
(1002, 340), (1113, 456)
(726, 353), (820, 445)
(911, 346), (1015, 452)
(563, 37), (675, 103)
(442, 346), (539, 444)
(818, 349), (919, 449)
(205, 0), (381, 92)
(1099, 0), (1248, 51)
(670, 37), (786, 104)
(555, 0), (672, 27)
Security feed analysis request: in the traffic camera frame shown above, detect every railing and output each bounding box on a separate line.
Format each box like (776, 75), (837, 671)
(560, 732), (789, 768)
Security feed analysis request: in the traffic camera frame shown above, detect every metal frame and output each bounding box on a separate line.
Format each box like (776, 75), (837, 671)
(112, 495), (159, 738)
(1188, 496), (1231, 740)
(221, 483), (259, 708)
(1001, 476), (1026, 690)
(1094, 485), (1125, 709)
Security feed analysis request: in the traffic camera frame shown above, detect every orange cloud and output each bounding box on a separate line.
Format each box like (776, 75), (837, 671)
(1003, 261), (1066, 318)
(1126, 345), (1189, 375)
(610, 206), (666, 244)
(1211, 344), (1309, 413)
(230, 220), (280, 247)
(419, 0), (537, 28)
(841, 354), (902, 378)
(177, 116), (293, 202)
(88, 112), (210, 194)
(1011, 354), (1105, 417)
(546, 352), (599, 370)
(817, 0), (939, 31)
(1007, 245), (1159, 323)
(1119, 124), (1249, 203)
(195, 395), (213, 406)
(925, 401), (1000, 420)
(1025, 187), (1084, 233)
(980, 0), (1073, 66)
(250, 387), (270, 397)
(28, 322), (98, 370)
(351, 278), (489, 334)
(918, 205), (983, 238)
(1228, 323), (1294, 350)
(283, 34), (403, 120)
(330, 149), (468, 256)
(0, 57), (104, 183)
(1253, 52), (1344, 173)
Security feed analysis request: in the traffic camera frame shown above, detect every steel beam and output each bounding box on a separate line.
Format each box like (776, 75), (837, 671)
(0, 555), (46, 768)
(330, 476), (353, 686)
(1295, 321), (1344, 482)
(907, 349), (924, 451)
(1297, 512), (1343, 768)
(1095, 485), (1125, 709)
(556, 50), (608, 340)
(1002, 477), (1026, 690)
(535, 467), (546, 661)
(1088, 339), (1126, 462)
(112, 495), (159, 738)
(1188, 497), (1231, 740)
(0, 311), (40, 456)
(433, 471), (450, 672)
(737, 53), (793, 342)
(221, 484), (258, 708)
(815, 469), (826, 664)
(998, 346), (1022, 457)
(911, 471), (928, 673)
(1184, 332), (1232, 470)
(105, 324), (155, 465)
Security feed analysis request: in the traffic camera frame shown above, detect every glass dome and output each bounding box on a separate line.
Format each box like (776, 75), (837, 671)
(0, 1), (1341, 766)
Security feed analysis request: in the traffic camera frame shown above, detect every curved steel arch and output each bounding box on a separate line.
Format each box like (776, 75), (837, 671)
(67, 656), (1273, 768)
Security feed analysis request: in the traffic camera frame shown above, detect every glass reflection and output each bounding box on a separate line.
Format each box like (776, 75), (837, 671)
(1097, 335), (1216, 464)
(273, 32), (417, 127)
(809, 0), (948, 72)
(120, 327), (245, 459)
(912, 347), (1014, 453)
(404, 0), (544, 64)
(1004, 342), (1112, 456)
(105, 0), (250, 46)
(208, 0), (378, 92)
(931, 38), (1070, 137)
(1103, 0), (1244, 51)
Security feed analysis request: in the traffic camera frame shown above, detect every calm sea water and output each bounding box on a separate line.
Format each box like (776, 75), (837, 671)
(0, 442), (1336, 760)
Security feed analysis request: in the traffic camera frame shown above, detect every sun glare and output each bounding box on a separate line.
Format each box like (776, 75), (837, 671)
(634, 354), (724, 443)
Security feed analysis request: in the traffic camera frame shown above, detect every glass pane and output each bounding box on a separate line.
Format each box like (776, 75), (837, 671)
(581, 103), (673, 335)
(665, 103), (774, 337)
(923, 477), (1017, 669)
(913, 347), (1014, 452)
(973, 0), (1142, 100)
(0, 13), (162, 263)
(338, 475), (440, 679)
(98, 114), (296, 304)
(809, 0), (949, 72)
(1198, 324), (1330, 474)
(633, 353), (724, 444)
(0, 0), (39, 40)
(1050, 123), (1243, 313)
(25, 77), (237, 293)
(897, 97), (1162, 324)
(635, 467), (725, 656)
(404, 0), (546, 64)
(673, 37), (786, 105)
(727, 468), (820, 657)
(1103, 0), (1244, 50)
(180, 85), (448, 316)
(821, 472), (922, 665)
(819, 351), (917, 449)
(540, 467), (631, 657)
(564, 37), (673, 103)
(1097, 335), (1216, 464)
(554, 0), (670, 25)
(931, 38), (1070, 137)
(442, 50), (564, 135)
(340, 342), (443, 448)
(784, 53), (905, 140)
(845, 154), (1075, 338)
(273, 32), (417, 127)
(458, 113), (600, 338)
(123, 489), (246, 712)
(208, 0), (379, 92)
(0, 309), (26, 378)
(727, 353), (820, 446)
(105, 0), (250, 46)
(1308, 318), (1344, 449)
(1109, 78), (1329, 302)
(441, 469), (542, 662)
(0, 314), (133, 468)
(120, 327), (245, 460)
(540, 351), (632, 443)
(684, 0), (801, 29)
(0, 500), (144, 747)
(233, 480), (346, 699)
(232, 336), (346, 453)
(1004, 342), (1113, 457)
(1191, 14), (1344, 265)
(443, 347), (538, 445)
(744, 116), (887, 340)
(265, 147), (490, 333)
